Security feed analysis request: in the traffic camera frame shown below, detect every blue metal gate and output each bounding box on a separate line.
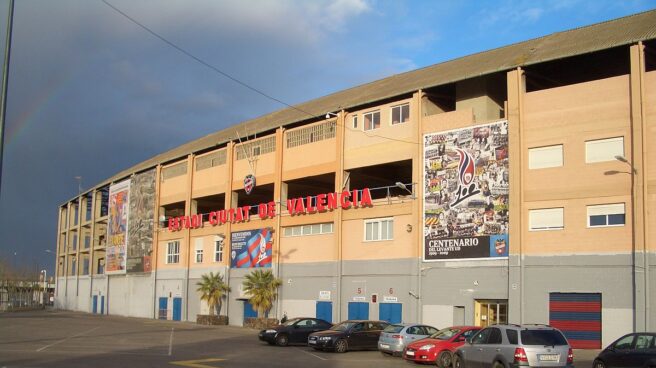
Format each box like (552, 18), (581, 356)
(158, 297), (168, 319)
(244, 301), (257, 319)
(348, 302), (369, 320)
(316, 301), (332, 323)
(379, 303), (402, 324)
(92, 295), (98, 314)
(172, 297), (182, 321)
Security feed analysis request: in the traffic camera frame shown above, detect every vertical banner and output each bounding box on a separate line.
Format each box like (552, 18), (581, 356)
(230, 228), (272, 268)
(127, 169), (156, 273)
(107, 179), (130, 274)
(423, 120), (509, 261)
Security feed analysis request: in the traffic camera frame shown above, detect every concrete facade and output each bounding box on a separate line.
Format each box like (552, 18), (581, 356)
(54, 13), (656, 348)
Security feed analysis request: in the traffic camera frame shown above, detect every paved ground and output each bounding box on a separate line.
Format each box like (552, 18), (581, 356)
(0, 310), (599, 368)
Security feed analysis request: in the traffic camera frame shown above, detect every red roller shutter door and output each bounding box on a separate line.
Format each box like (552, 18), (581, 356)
(549, 293), (601, 349)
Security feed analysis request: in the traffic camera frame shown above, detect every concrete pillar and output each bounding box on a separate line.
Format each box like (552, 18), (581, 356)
(506, 68), (525, 324)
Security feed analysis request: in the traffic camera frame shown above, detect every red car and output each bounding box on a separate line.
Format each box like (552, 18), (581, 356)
(403, 326), (481, 367)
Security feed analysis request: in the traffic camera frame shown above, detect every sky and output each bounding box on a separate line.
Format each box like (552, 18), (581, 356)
(0, 0), (654, 276)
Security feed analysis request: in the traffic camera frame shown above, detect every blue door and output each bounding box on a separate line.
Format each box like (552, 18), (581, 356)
(379, 303), (402, 324)
(92, 295), (98, 314)
(316, 301), (332, 323)
(348, 302), (369, 320)
(100, 296), (105, 314)
(172, 297), (182, 321)
(158, 297), (168, 319)
(244, 301), (257, 320)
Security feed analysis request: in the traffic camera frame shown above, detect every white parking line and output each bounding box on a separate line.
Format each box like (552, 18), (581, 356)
(294, 347), (327, 361)
(36, 326), (101, 352)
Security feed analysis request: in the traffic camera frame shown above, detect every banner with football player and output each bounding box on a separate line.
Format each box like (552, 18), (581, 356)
(423, 120), (509, 261)
(230, 228), (273, 268)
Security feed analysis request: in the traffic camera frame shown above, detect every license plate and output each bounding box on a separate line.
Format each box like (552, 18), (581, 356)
(406, 351), (415, 356)
(309, 340), (316, 344)
(538, 354), (559, 362)
(380, 344), (390, 349)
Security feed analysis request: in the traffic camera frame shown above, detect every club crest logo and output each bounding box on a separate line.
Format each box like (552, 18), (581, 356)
(244, 174), (256, 195)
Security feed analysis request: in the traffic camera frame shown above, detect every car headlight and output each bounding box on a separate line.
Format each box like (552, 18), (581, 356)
(265, 329), (277, 334)
(418, 344), (435, 350)
(319, 336), (332, 341)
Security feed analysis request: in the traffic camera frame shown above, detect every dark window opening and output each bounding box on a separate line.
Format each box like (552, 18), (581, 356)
(234, 183), (275, 215)
(348, 159), (413, 200)
(161, 202), (185, 222)
(194, 194), (225, 222)
(97, 187), (109, 217)
(525, 46), (630, 92)
(422, 84), (456, 116)
(284, 173), (336, 208)
(645, 40), (656, 72)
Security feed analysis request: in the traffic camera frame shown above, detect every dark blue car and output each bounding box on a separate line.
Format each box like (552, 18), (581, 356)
(593, 332), (656, 368)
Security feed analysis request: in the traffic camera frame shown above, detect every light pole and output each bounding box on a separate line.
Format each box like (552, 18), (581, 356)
(40, 269), (46, 305)
(614, 155), (637, 332)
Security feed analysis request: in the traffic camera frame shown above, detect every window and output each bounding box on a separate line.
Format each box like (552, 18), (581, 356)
(364, 217), (394, 241)
(352, 115), (358, 129)
(529, 208), (564, 231)
(588, 203), (625, 227)
(215, 236), (224, 262)
(283, 223), (334, 237)
(84, 235), (91, 249)
(472, 328), (492, 344)
(391, 103), (410, 125)
(166, 241), (180, 264)
(83, 258), (89, 275)
(71, 258), (77, 275)
(613, 335), (635, 350)
(98, 258), (104, 274)
(364, 111), (380, 131)
(506, 329), (518, 344)
(585, 137), (624, 163)
(487, 328), (502, 344)
(72, 234), (78, 250)
(635, 334), (654, 349)
(529, 145), (563, 169)
(194, 238), (203, 264)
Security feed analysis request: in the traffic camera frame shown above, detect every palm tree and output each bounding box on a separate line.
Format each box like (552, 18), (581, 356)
(196, 272), (231, 316)
(242, 269), (282, 319)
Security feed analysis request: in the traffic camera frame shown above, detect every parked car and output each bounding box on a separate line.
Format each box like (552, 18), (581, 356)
(378, 323), (439, 356)
(593, 332), (656, 368)
(453, 324), (573, 368)
(307, 320), (389, 353)
(258, 317), (332, 346)
(403, 326), (481, 367)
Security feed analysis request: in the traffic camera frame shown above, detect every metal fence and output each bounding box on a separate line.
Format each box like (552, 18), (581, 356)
(0, 280), (44, 311)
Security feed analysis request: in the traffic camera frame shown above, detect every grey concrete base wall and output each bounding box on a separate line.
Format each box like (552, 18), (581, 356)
(77, 277), (90, 312)
(420, 258), (509, 327)
(154, 269), (185, 320)
(108, 275), (128, 316)
(127, 274), (154, 318)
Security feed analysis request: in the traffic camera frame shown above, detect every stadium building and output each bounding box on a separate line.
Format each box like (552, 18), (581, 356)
(55, 11), (656, 349)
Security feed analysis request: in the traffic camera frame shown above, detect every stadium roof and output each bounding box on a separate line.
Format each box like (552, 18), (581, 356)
(94, 9), (656, 195)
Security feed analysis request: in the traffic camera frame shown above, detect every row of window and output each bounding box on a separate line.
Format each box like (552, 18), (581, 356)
(353, 103), (410, 131)
(529, 203), (625, 231)
(528, 137), (624, 169)
(165, 219), (396, 264)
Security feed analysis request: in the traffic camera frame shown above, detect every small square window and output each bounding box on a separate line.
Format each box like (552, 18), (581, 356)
(585, 137), (624, 163)
(364, 111), (380, 131)
(529, 208), (564, 231)
(588, 203), (625, 227)
(391, 104), (410, 125)
(352, 115), (358, 129)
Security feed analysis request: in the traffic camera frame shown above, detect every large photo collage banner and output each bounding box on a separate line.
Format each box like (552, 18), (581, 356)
(107, 179), (130, 274)
(423, 120), (509, 261)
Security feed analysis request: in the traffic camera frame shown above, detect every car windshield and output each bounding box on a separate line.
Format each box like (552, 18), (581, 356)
(430, 327), (462, 340)
(383, 324), (404, 333)
(520, 330), (568, 346)
(330, 322), (357, 332)
(281, 318), (301, 327)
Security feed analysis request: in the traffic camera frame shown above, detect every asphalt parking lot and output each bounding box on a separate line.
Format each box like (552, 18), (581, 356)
(0, 310), (598, 368)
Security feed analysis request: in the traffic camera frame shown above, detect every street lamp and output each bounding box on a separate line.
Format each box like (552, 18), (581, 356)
(614, 155), (637, 332)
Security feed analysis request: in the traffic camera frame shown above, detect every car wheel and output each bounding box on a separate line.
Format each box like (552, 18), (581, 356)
(492, 361), (505, 368)
(437, 351), (452, 368)
(593, 359), (606, 368)
(453, 355), (465, 368)
(275, 334), (289, 347)
(334, 339), (348, 353)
